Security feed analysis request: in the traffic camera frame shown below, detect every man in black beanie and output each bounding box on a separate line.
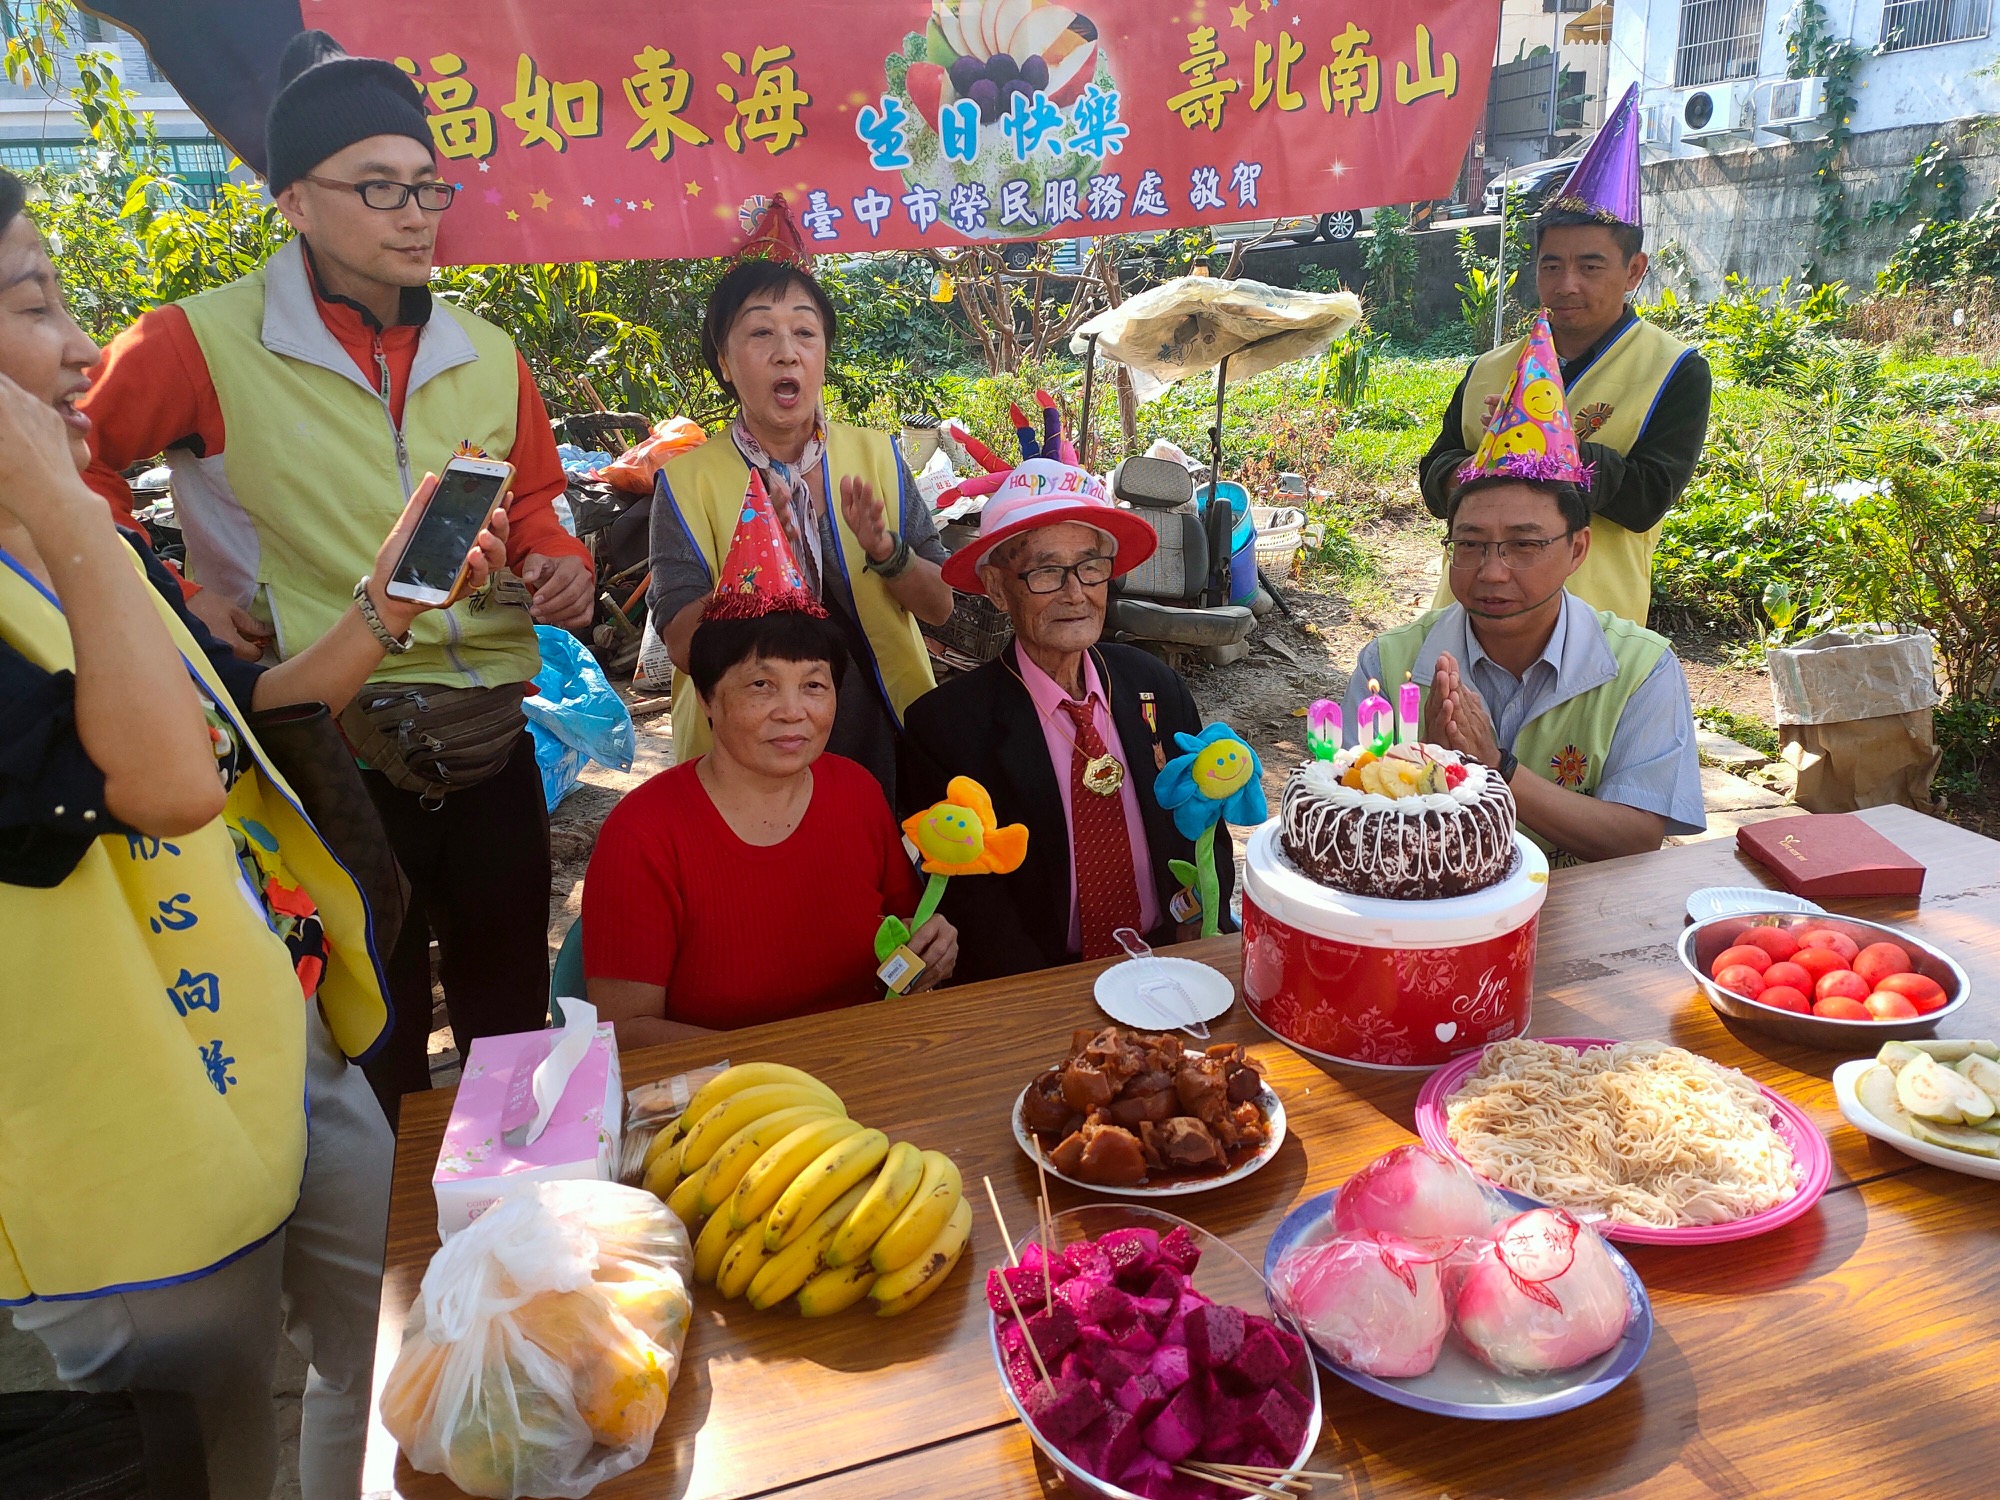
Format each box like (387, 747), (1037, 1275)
(71, 40), (595, 1495)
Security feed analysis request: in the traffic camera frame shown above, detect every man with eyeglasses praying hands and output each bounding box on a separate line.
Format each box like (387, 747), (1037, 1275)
(901, 440), (1238, 982)
(78, 31), (595, 1124)
(1352, 314), (1704, 864)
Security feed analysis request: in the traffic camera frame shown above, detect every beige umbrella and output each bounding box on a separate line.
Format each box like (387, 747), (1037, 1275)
(1565, 3), (1615, 44)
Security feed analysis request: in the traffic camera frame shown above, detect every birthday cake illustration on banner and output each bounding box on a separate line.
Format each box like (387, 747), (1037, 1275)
(880, 0), (1119, 240)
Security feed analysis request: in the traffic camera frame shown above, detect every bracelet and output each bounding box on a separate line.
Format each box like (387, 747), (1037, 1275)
(354, 577), (413, 654)
(1497, 749), (1519, 784)
(863, 532), (914, 579)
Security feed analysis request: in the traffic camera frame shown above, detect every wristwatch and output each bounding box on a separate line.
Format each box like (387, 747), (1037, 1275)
(354, 577), (413, 654)
(863, 531), (915, 579)
(1497, 749), (1519, 784)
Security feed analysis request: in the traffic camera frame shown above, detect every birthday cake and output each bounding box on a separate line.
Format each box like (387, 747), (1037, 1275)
(1280, 742), (1517, 902)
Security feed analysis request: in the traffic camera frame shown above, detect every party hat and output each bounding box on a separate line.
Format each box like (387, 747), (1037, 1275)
(1454, 312), (1594, 488)
(1547, 83), (1642, 230)
(702, 468), (829, 620)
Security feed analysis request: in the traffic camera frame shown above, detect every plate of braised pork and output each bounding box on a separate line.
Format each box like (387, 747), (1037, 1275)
(1013, 1025), (1286, 1197)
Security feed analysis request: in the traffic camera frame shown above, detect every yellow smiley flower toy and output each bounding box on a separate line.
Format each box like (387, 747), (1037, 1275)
(1154, 723), (1268, 938)
(875, 776), (1029, 966)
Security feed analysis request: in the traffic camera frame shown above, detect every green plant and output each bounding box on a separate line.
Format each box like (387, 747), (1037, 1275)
(1879, 195), (2000, 294)
(1295, 265), (1348, 295)
(1695, 276), (1849, 388)
(1783, 0), (1863, 273)
(1866, 137), (1967, 230)
(1934, 694), (2000, 795)
(1363, 206), (1419, 343)
(1693, 706), (1780, 756)
(1454, 226), (1515, 353)
(1314, 331), (1379, 407)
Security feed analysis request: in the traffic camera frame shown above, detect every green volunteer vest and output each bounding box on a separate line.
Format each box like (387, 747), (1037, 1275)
(1437, 315), (1693, 627)
(1376, 604), (1668, 855)
(659, 423), (936, 760)
(178, 254), (537, 689)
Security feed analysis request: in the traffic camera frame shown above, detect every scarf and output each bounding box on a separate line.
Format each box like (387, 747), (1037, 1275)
(730, 414), (826, 596)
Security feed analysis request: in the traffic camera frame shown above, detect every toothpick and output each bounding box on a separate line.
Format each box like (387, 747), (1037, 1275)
(982, 1175), (1019, 1269)
(996, 1273), (1054, 1392)
(1197, 1460), (1320, 1488)
(1174, 1464), (1293, 1499)
(1031, 1140), (1055, 1306)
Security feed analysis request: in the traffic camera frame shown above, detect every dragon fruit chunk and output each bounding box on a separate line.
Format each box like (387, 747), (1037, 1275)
(1022, 1303), (1081, 1363)
(1185, 1303), (1246, 1370)
(1247, 1385), (1308, 1459)
(1140, 1382), (1204, 1463)
(1147, 1342), (1192, 1392)
(985, 1263), (1049, 1317)
(1158, 1224), (1202, 1274)
(1026, 1374), (1104, 1442)
(1226, 1324), (1293, 1391)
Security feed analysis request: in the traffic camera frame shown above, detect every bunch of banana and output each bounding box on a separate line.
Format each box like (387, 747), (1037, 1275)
(641, 1062), (970, 1319)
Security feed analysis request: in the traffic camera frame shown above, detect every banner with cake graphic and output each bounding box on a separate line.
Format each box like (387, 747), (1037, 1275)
(90, 0), (1500, 266)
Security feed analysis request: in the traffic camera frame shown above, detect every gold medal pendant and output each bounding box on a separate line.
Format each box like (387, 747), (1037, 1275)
(1083, 754), (1126, 797)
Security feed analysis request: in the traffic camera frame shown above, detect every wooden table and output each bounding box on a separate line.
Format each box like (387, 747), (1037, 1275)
(363, 805), (2000, 1500)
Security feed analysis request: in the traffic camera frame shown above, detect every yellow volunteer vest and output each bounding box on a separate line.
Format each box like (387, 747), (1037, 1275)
(179, 247), (537, 689)
(1375, 604), (1668, 856)
(659, 423), (937, 759)
(1436, 315), (1694, 626)
(0, 550), (389, 1301)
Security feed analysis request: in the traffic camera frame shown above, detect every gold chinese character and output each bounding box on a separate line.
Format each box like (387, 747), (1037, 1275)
(1250, 31), (1305, 111)
(395, 53), (494, 161)
(1166, 26), (1238, 132)
(501, 54), (603, 153)
(715, 45), (810, 155)
(1319, 23), (1379, 117)
(1396, 24), (1459, 105)
(623, 46), (711, 160)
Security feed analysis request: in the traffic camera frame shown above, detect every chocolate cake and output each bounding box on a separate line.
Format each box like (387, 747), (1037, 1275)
(1280, 744), (1516, 901)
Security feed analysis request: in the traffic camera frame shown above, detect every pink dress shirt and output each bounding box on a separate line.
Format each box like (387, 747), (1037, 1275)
(1015, 649), (1162, 953)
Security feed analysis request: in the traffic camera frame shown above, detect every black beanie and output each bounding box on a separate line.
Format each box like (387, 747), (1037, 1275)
(264, 30), (435, 194)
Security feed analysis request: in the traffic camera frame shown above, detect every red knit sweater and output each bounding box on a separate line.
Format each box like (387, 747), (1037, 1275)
(582, 755), (924, 1030)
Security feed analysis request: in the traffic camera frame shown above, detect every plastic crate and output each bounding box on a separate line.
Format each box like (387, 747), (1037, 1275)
(921, 589), (1014, 662)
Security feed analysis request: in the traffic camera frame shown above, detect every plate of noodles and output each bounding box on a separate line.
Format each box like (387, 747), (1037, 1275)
(1413, 1037), (1832, 1245)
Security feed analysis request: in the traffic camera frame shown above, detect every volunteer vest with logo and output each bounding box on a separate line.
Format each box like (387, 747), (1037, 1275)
(1375, 604), (1667, 856)
(659, 424), (936, 759)
(0, 551), (390, 1301)
(1435, 316), (1693, 626)
(175, 238), (536, 689)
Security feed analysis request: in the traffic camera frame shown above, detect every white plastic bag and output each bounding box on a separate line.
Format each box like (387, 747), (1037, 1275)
(379, 1181), (693, 1498)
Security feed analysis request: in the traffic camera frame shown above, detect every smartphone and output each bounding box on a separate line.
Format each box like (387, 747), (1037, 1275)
(386, 456), (514, 606)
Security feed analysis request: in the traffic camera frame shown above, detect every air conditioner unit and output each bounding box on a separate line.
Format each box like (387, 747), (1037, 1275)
(1678, 82), (1753, 144)
(1637, 104), (1673, 148)
(1762, 75), (1831, 138)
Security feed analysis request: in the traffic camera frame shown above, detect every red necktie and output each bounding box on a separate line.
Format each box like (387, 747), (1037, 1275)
(1061, 699), (1143, 960)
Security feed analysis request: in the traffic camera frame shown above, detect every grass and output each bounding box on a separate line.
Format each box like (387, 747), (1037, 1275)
(1694, 706), (1781, 756)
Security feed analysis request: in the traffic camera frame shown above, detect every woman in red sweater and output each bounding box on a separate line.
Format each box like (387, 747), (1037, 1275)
(583, 606), (958, 1045)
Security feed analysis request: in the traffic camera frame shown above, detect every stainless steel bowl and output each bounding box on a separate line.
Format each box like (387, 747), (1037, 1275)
(1679, 911), (1969, 1049)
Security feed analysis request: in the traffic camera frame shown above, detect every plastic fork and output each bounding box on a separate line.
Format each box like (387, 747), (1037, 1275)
(1112, 928), (1210, 1039)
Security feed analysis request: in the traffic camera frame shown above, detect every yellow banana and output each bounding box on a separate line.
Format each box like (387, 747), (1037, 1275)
(872, 1197), (973, 1316)
(870, 1150), (963, 1273)
(694, 1105), (838, 1217)
(680, 1081), (847, 1172)
(640, 1135), (684, 1200)
(823, 1141), (924, 1268)
(665, 1167), (707, 1229)
(748, 1181), (872, 1310)
(797, 1261), (878, 1318)
(691, 1201), (738, 1284)
(715, 1218), (775, 1300)
(680, 1062), (841, 1138)
(730, 1116), (866, 1229)
(765, 1129), (890, 1252)
(640, 1122), (681, 1173)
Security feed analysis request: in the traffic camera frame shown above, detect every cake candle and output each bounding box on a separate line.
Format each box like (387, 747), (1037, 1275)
(1307, 699), (1343, 759)
(1398, 675), (1421, 745)
(1359, 679), (1393, 756)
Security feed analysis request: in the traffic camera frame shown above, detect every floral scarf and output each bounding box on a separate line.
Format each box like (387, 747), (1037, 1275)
(730, 413), (826, 596)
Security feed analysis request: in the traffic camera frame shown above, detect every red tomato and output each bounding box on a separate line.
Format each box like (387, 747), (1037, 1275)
(1792, 948), (1850, 983)
(1740, 926), (1801, 962)
(1876, 972), (1949, 1013)
(1762, 961), (1813, 992)
(1812, 996), (1871, 1020)
(1758, 985), (1811, 1014)
(1864, 991), (1921, 1020)
(1815, 970), (1872, 1004)
(1853, 942), (1913, 986)
(1797, 928), (1861, 963)
(1715, 964), (1767, 998)
(1711, 945), (1774, 978)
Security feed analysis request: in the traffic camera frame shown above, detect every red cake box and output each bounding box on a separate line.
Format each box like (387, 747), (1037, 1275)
(1736, 814), (1926, 898)
(1239, 822), (1550, 1071)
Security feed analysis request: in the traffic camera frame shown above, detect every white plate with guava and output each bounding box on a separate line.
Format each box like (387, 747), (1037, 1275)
(1834, 1039), (2000, 1181)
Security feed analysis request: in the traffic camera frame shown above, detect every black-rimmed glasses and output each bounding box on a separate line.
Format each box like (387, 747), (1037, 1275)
(1016, 556), (1115, 594)
(303, 175), (457, 212)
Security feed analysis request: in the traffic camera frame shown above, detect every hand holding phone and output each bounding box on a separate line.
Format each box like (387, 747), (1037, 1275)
(368, 467), (511, 635)
(385, 456), (515, 608)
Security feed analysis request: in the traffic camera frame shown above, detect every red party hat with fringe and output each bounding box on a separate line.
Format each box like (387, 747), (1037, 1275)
(702, 468), (828, 621)
(1454, 312), (1595, 489)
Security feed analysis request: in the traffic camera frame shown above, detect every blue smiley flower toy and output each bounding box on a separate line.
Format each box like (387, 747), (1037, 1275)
(1153, 722), (1268, 938)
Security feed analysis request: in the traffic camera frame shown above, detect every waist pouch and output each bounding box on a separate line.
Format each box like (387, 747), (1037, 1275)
(340, 682), (529, 802)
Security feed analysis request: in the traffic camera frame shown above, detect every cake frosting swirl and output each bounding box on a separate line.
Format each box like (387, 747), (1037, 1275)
(1280, 743), (1516, 900)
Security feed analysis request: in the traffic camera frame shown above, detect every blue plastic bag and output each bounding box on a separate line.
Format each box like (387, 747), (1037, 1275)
(524, 626), (636, 810)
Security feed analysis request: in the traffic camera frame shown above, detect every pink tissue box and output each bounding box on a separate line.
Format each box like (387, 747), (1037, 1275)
(432, 1022), (622, 1238)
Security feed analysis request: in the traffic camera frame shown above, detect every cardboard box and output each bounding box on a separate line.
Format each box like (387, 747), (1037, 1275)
(1736, 814), (1927, 899)
(433, 1015), (622, 1238)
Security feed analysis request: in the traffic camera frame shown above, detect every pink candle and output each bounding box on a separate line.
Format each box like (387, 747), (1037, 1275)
(1359, 679), (1393, 755)
(1399, 678), (1421, 745)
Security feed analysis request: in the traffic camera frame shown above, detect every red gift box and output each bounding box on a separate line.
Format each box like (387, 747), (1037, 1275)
(1736, 814), (1926, 898)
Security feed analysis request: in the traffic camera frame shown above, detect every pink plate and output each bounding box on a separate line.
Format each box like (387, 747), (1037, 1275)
(1413, 1036), (1832, 1246)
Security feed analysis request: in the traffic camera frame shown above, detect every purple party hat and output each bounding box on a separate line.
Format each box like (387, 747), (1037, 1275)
(1547, 83), (1642, 230)
(1455, 313), (1595, 488)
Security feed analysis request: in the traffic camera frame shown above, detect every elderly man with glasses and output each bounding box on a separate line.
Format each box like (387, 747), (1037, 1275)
(900, 455), (1238, 982)
(1351, 355), (1705, 863)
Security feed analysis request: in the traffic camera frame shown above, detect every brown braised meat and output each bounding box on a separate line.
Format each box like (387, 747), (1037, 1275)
(1212, 1099), (1269, 1153)
(1102, 1069), (1177, 1128)
(1060, 1060), (1116, 1114)
(1021, 1068), (1081, 1136)
(1145, 1116), (1225, 1170)
(1072, 1120), (1148, 1186)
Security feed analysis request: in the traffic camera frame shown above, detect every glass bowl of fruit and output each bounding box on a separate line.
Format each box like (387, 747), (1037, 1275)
(985, 1204), (1323, 1499)
(1679, 911), (1968, 1048)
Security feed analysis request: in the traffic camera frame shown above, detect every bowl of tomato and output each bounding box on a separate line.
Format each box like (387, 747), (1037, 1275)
(1678, 912), (1969, 1049)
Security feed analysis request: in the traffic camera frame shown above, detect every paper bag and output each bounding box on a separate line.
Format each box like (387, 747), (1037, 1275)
(1767, 629), (1942, 814)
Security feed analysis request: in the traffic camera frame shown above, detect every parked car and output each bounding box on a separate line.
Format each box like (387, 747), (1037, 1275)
(1209, 208), (1378, 247)
(1481, 134), (1592, 216)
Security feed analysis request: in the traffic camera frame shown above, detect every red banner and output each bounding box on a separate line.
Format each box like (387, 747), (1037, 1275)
(313, 0), (1497, 266)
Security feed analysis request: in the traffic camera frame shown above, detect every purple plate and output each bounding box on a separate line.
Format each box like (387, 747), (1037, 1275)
(1264, 1186), (1652, 1420)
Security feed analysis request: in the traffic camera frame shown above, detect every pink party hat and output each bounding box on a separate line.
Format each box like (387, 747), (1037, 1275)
(702, 468), (828, 620)
(1455, 312), (1594, 488)
(1547, 83), (1642, 230)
